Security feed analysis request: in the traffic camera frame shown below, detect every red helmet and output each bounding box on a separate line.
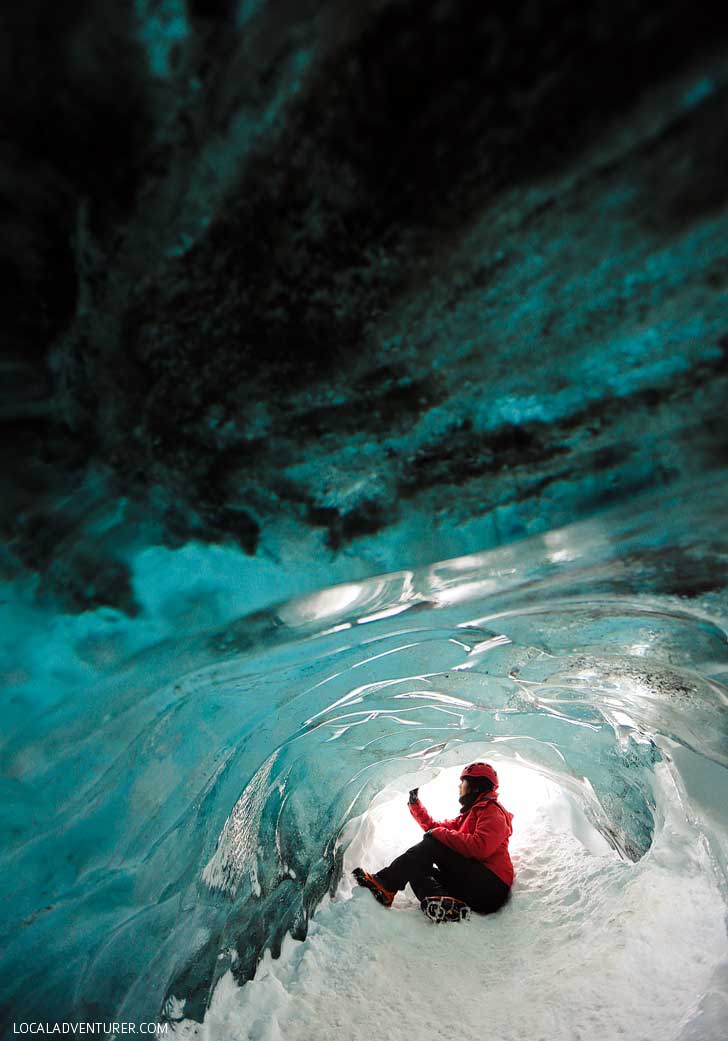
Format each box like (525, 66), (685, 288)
(460, 762), (498, 787)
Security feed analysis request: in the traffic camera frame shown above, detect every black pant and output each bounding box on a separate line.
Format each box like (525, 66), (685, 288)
(375, 833), (510, 914)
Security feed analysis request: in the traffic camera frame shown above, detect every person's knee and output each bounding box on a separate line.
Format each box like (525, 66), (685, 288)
(402, 835), (438, 863)
(408, 836), (434, 855)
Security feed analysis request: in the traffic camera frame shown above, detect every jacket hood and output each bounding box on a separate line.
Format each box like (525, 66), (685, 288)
(470, 792), (514, 836)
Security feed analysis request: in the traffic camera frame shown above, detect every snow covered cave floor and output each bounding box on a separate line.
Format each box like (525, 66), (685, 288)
(170, 767), (727, 1041)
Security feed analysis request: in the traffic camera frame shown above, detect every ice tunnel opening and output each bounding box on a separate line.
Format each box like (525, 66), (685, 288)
(5, 489), (728, 1036)
(188, 613), (684, 1017)
(185, 748), (728, 1041)
(337, 758), (615, 906)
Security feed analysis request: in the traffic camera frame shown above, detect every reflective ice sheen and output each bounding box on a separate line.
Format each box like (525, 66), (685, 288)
(1, 479), (727, 1039)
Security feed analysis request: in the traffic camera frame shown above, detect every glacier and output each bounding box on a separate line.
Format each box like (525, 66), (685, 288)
(2, 478), (727, 1040)
(3, 0), (728, 1038)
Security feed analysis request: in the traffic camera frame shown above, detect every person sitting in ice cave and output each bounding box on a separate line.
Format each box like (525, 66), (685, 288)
(353, 762), (514, 923)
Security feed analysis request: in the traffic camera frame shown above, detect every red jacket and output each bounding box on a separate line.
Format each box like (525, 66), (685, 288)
(409, 792), (515, 886)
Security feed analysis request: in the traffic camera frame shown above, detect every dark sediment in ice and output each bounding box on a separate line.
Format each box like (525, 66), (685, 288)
(2, 0), (728, 610)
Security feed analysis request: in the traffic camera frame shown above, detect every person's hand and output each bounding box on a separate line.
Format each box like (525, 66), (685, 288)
(408, 787), (420, 804)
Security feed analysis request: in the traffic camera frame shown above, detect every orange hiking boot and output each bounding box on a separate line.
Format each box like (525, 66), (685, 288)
(352, 868), (396, 907)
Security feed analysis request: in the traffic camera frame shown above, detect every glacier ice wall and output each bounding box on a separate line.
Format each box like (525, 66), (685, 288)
(2, 0), (728, 610)
(2, 2), (728, 1035)
(2, 480), (727, 1034)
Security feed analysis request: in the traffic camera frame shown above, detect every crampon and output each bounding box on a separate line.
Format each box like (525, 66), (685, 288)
(421, 895), (471, 923)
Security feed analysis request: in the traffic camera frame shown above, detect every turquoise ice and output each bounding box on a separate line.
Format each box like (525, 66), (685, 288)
(2, 479), (727, 1038)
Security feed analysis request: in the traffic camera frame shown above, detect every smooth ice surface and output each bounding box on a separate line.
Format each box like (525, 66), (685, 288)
(2, 479), (728, 1038)
(171, 767), (727, 1041)
(6, 6), (728, 1036)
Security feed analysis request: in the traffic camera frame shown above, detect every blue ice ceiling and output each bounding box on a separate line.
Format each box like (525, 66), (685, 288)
(2, 0), (728, 610)
(2, 0), (728, 1035)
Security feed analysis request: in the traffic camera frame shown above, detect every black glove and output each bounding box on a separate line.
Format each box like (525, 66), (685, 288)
(408, 787), (420, 804)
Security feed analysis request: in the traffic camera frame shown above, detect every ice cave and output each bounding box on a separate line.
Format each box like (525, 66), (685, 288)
(1, 2), (727, 1039)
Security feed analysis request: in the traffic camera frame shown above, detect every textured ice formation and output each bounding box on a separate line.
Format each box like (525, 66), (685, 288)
(1, 481), (727, 1038)
(3, 3), (728, 1037)
(3, 0), (728, 610)
(171, 767), (727, 1041)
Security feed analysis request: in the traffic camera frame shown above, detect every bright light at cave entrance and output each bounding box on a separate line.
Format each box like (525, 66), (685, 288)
(341, 762), (568, 891)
